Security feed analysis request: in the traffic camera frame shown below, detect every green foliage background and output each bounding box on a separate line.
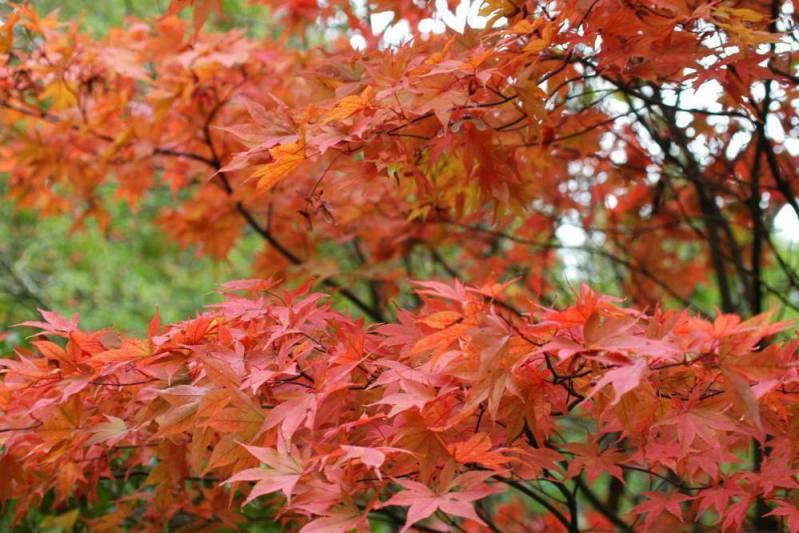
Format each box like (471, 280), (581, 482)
(0, 1), (273, 346)
(0, 0), (376, 349)
(0, 5), (291, 529)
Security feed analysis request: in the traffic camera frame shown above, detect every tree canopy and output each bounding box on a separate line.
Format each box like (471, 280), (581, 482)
(1, 0), (799, 531)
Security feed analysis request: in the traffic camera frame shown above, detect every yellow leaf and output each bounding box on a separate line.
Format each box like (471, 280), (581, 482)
(479, 0), (518, 26)
(516, 65), (547, 121)
(40, 509), (80, 533)
(101, 127), (132, 161)
(41, 80), (78, 110)
(508, 20), (536, 34)
(459, 48), (493, 71)
(523, 24), (554, 54)
(0, 11), (20, 54)
(322, 86), (374, 124)
(715, 6), (767, 22)
(252, 142), (305, 193)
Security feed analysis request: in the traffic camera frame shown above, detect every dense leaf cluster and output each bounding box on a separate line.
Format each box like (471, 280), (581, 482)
(2, 0), (799, 530)
(2, 280), (798, 531)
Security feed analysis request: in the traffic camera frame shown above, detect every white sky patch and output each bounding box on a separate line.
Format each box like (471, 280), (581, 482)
(775, 204), (799, 244)
(419, 17), (447, 35)
(369, 10), (394, 34)
(382, 18), (412, 46)
(556, 221), (588, 280)
(349, 33), (367, 51)
(349, 0), (492, 49)
(436, 0), (492, 31)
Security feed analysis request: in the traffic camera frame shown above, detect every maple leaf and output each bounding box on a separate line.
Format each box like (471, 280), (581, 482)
(721, 366), (763, 432)
(39, 509), (80, 532)
(419, 310), (464, 329)
(322, 86), (374, 124)
(222, 278), (281, 293)
(371, 380), (436, 417)
(338, 445), (411, 474)
(696, 481), (746, 517)
(251, 141), (306, 194)
(226, 441), (304, 504)
(479, 0), (521, 26)
(40, 80), (78, 110)
(412, 280), (470, 304)
(722, 494), (755, 531)
(563, 440), (625, 485)
(380, 474), (495, 532)
(447, 433), (513, 471)
(86, 416), (128, 446)
(300, 506), (368, 533)
(261, 392), (315, 438)
(17, 309), (80, 337)
(766, 501), (799, 533)
(631, 492), (692, 529)
(653, 392), (745, 453)
(585, 357), (649, 405)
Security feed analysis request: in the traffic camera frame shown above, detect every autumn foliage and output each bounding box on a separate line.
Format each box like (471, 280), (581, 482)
(2, 0), (799, 531)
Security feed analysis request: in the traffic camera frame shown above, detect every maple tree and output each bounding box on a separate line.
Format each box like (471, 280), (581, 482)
(1, 0), (799, 530)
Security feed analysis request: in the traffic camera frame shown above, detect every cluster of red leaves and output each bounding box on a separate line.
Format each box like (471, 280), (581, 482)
(2, 279), (798, 531)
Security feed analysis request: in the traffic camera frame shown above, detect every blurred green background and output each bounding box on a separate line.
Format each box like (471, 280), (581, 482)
(27, 0), (273, 37)
(0, 0), (372, 351)
(0, 0), (275, 348)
